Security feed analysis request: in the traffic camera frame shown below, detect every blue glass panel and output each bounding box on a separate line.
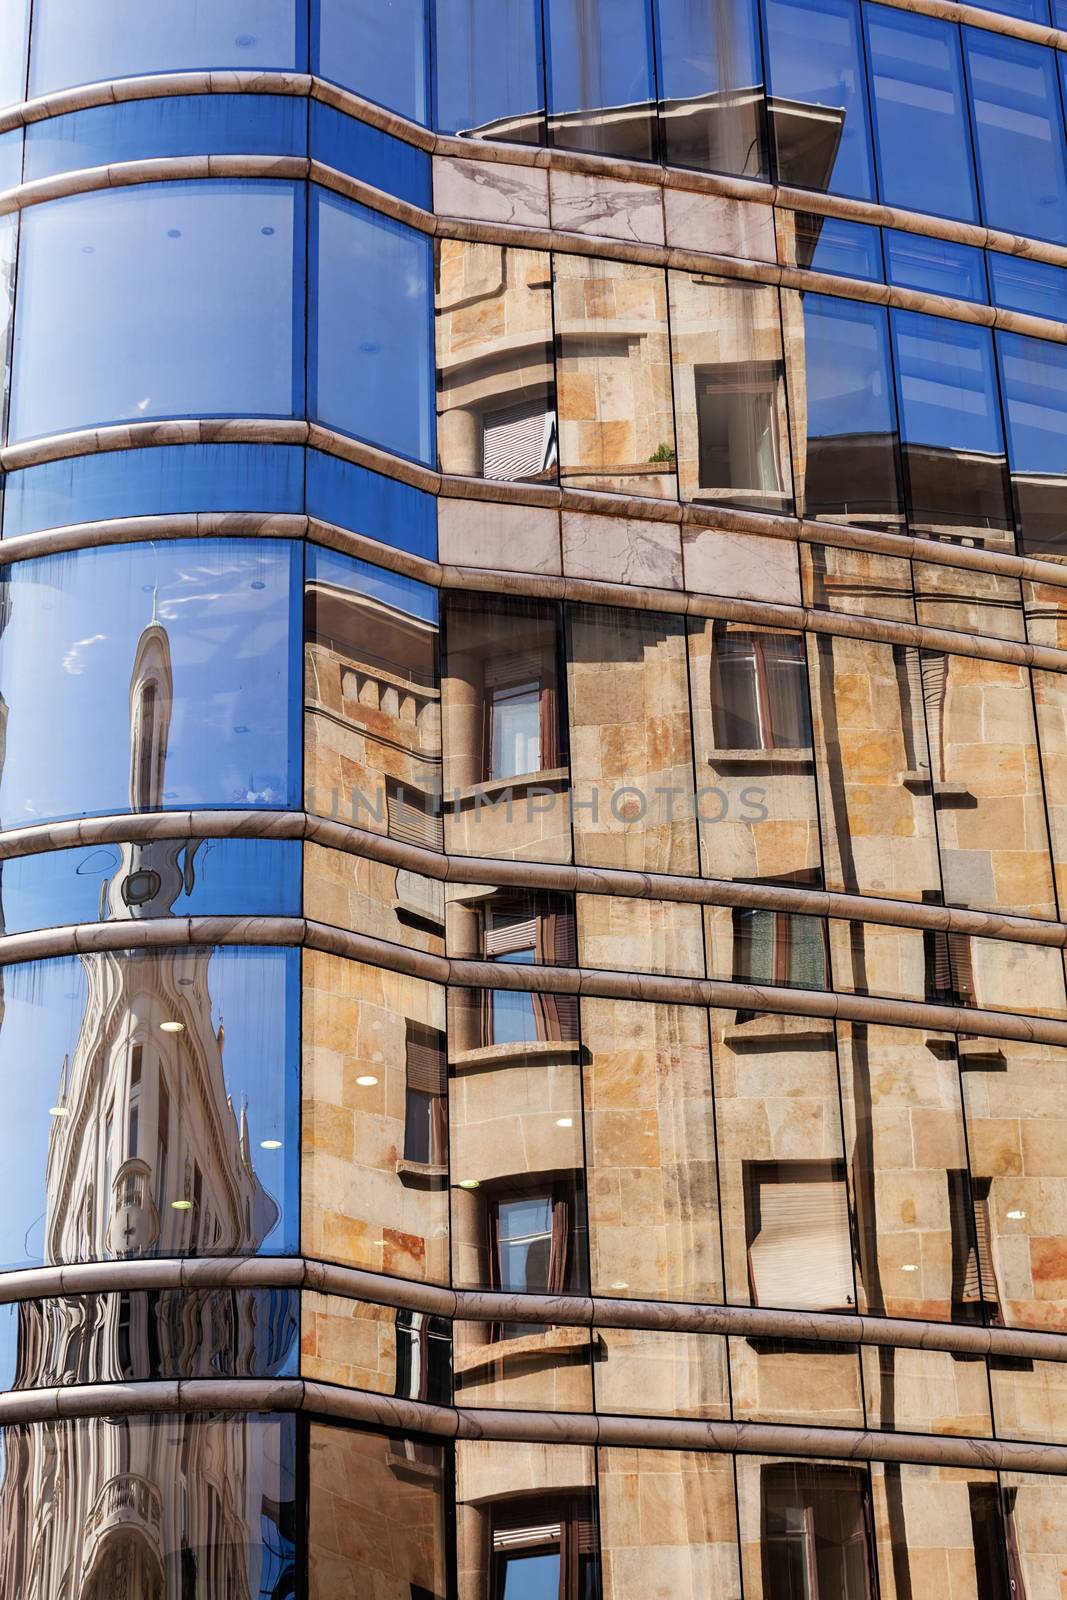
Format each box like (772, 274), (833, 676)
(2, 444), (306, 538)
(433, 0), (545, 145)
(307, 543), (439, 623)
(0, 0), (29, 108)
(975, 0), (1049, 19)
(545, 0), (658, 160)
(795, 213), (883, 280)
(310, 188), (434, 465)
(29, 0), (305, 95)
(23, 94), (306, 184)
(762, 0), (874, 199)
(309, 101), (431, 208)
(0, 837), (301, 935)
(0, 213), (17, 446)
(0, 539), (301, 825)
(313, 0), (428, 123)
(652, 0), (768, 177)
(988, 252), (1067, 322)
(11, 180), (304, 442)
(1054, 0), (1067, 25)
(965, 31), (1067, 246)
(800, 295), (903, 529)
(890, 310), (1011, 540)
(307, 451), (436, 558)
(998, 330), (1067, 557)
(865, 7), (977, 223)
(0, 946), (299, 1269)
(0, 129), (22, 191)
(884, 229), (987, 303)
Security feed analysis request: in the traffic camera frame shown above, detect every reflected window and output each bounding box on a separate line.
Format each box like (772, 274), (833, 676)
(884, 230), (987, 304)
(28, 0), (303, 95)
(791, 213), (882, 280)
(314, 0), (428, 122)
(712, 628), (811, 750)
(483, 894), (578, 1046)
(965, 30), (1067, 246)
(796, 295), (903, 530)
(761, 1463), (874, 1599)
(745, 1160), (854, 1310)
(890, 311), (1011, 545)
(433, 0), (545, 143)
(481, 642), (562, 779)
(733, 906), (828, 990)
(653, 0), (768, 178)
(395, 1307), (452, 1402)
(492, 1493), (601, 1600)
(489, 1178), (588, 1329)
(988, 253), (1067, 323)
(998, 330), (1067, 559)
(865, 6), (977, 222)
(949, 1170), (1003, 1324)
(762, 0), (875, 199)
(696, 362), (786, 506)
(923, 920), (975, 1008)
(404, 1022), (448, 1167)
(11, 181), (303, 442)
(545, 0), (658, 161)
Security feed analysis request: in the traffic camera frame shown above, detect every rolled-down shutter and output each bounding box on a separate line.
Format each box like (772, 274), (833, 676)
(483, 399), (555, 481)
(405, 1024), (447, 1095)
(749, 1174), (854, 1310)
(484, 915), (538, 956)
(387, 781), (443, 850)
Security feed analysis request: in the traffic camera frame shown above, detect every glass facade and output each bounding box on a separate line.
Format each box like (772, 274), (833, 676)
(1, 2), (1067, 1594)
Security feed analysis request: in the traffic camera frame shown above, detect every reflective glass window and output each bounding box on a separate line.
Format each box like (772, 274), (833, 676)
(23, 93), (305, 184)
(998, 330), (1067, 558)
(884, 229), (987, 304)
(977, 0), (1049, 18)
(0, 1287), (298, 1387)
(0, 947), (298, 1270)
(313, 0), (428, 123)
(304, 953), (449, 1281)
(0, 0), (29, 108)
(433, 0), (545, 144)
(865, 6), (977, 223)
(310, 188), (434, 465)
(304, 545), (441, 844)
(598, 1450), (740, 1595)
(309, 101), (432, 208)
(554, 254), (677, 500)
(0, 836), (301, 935)
(0, 539), (300, 825)
(790, 293), (903, 531)
(2, 443), (305, 538)
(0, 128), (22, 191)
(0, 1414), (296, 1595)
(762, 0), (875, 199)
(436, 241), (557, 484)
(11, 180), (303, 442)
(0, 213), (15, 433)
(966, 30), (1067, 246)
(309, 1422), (449, 1596)
(988, 251), (1067, 322)
(457, 1442), (601, 1600)
(653, 0), (768, 178)
(788, 212), (883, 280)
(544, 0), (658, 161)
(29, 0), (304, 94)
(670, 271), (792, 514)
(890, 310), (1011, 544)
(306, 450), (437, 558)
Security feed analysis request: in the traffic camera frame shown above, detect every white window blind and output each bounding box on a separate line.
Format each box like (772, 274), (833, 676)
(749, 1176), (854, 1311)
(483, 399), (555, 480)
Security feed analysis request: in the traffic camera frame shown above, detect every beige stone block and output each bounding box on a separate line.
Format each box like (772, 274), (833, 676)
(665, 187), (776, 261)
(432, 154), (549, 226)
(682, 527), (800, 604)
(562, 510), (683, 588)
(438, 496), (561, 574)
(550, 169), (665, 244)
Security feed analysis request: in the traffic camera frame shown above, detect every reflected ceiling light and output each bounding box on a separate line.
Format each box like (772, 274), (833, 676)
(355, 1075), (378, 1087)
(235, 34), (257, 46)
(250, 580), (266, 590)
(556, 1117), (573, 1128)
(170, 1199), (193, 1211)
(901, 1263), (919, 1272)
(260, 1139), (282, 1151)
(167, 229), (182, 239)
(611, 1282), (629, 1290)
(159, 1021), (184, 1033)
(1006, 1209), (1027, 1220)
(458, 1179), (480, 1190)
(49, 1105), (69, 1118)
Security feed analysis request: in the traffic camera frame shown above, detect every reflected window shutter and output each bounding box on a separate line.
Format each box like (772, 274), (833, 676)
(483, 398), (554, 479)
(748, 1176), (853, 1310)
(948, 933), (975, 1006)
(973, 1190), (1001, 1312)
(387, 782), (443, 851)
(405, 1025), (447, 1096)
(484, 915), (538, 956)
